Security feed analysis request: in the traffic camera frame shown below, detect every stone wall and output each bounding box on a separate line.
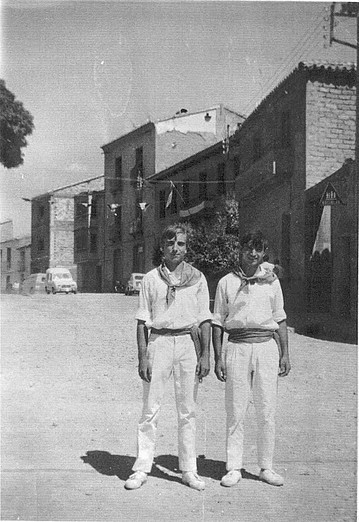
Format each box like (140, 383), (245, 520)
(0, 236), (31, 292)
(31, 177), (104, 275)
(306, 81), (356, 188)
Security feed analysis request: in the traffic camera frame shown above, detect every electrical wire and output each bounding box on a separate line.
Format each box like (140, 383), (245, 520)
(241, 6), (327, 115)
(241, 7), (325, 113)
(242, 17), (324, 115)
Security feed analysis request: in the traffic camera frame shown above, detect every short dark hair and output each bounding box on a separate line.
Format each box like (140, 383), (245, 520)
(160, 224), (188, 246)
(239, 230), (268, 251)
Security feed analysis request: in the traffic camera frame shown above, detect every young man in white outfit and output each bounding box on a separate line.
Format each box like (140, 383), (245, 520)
(125, 224), (212, 491)
(212, 230), (291, 487)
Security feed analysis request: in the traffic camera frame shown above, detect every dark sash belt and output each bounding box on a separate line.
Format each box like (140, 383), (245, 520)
(227, 328), (282, 355)
(151, 328), (191, 336)
(151, 326), (202, 360)
(228, 328), (275, 344)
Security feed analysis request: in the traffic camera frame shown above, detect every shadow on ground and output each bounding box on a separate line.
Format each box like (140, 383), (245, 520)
(81, 451), (259, 483)
(288, 312), (357, 344)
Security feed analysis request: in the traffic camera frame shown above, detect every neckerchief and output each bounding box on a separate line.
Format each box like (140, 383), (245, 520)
(157, 261), (201, 305)
(232, 264), (277, 295)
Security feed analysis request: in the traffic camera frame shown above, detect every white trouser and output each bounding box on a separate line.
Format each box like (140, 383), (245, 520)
(132, 333), (199, 473)
(225, 339), (279, 471)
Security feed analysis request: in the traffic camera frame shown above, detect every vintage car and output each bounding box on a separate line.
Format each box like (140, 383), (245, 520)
(125, 273), (144, 295)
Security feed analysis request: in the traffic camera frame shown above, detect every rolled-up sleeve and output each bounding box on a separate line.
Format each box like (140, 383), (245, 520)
(272, 279), (287, 323)
(135, 276), (152, 323)
(212, 278), (228, 327)
(197, 274), (212, 324)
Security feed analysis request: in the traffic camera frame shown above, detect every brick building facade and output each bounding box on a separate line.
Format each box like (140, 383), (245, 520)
(0, 220), (31, 293)
(101, 106), (244, 291)
(31, 176), (104, 280)
(231, 61), (356, 324)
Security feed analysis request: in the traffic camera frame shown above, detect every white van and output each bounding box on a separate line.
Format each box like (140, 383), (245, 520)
(45, 268), (77, 294)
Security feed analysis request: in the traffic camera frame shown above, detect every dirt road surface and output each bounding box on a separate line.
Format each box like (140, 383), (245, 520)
(1, 294), (356, 521)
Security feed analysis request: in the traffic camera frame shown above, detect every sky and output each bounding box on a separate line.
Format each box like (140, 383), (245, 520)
(1, 0), (356, 237)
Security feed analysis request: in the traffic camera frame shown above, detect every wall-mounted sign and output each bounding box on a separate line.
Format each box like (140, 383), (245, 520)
(319, 182), (344, 206)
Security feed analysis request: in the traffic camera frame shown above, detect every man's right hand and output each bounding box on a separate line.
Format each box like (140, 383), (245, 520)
(214, 359), (226, 382)
(138, 357), (152, 382)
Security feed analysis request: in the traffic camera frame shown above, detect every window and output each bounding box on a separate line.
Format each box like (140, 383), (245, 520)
(132, 147), (144, 188)
(75, 196), (88, 220)
(91, 197), (97, 219)
(39, 204), (45, 219)
(133, 244), (144, 273)
(233, 155), (241, 177)
(281, 111), (291, 148)
(217, 163), (226, 195)
(182, 181), (190, 206)
(90, 232), (97, 253)
(38, 238), (44, 251)
(170, 187), (178, 215)
(115, 156), (122, 178)
(199, 172), (207, 200)
(114, 206), (122, 240)
(253, 132), (263, 161)
(136, 147), (143, 175)
(6, 248), (11, 270)
(159, 190), (166, 219)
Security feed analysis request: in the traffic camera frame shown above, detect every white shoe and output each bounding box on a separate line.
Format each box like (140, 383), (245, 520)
(220, 469), (242, 487)
(259, 469), (284, 486)
(124, 471), (148, 490)
(182, 471), (205, 491)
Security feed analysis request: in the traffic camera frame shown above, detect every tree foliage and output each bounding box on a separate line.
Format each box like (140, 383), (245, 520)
(0, 80), (34, 169)
(186, 195), (241, 277)
(152, 194), (242, 277)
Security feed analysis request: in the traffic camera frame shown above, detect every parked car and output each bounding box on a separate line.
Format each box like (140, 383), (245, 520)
(45, 267), (77, 294)
(114, 280), (126, 293)
(21, 273), (46, 294)
(125, 273), (144, 295)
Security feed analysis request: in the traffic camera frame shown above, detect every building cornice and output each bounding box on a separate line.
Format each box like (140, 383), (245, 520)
(32, 175), (104, 201)
(101, 122), (154, 152)
(243, 60), (356, 125)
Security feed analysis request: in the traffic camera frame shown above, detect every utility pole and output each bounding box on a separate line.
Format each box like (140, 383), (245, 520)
(356, 6), (358, 254)
(356, 7), (359, 179)
(329, 2), (358, 191)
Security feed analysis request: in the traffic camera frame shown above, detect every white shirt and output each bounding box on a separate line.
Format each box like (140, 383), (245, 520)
(212, 268), (286, 331)
(136, 267), (212, 330)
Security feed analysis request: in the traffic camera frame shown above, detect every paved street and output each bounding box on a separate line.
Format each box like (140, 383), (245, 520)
(1, 293), (357, 521)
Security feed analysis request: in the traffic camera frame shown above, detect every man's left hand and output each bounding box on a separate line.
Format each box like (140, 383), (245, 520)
(279, 354), (291, 377)
(196, 355), (210, 383)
